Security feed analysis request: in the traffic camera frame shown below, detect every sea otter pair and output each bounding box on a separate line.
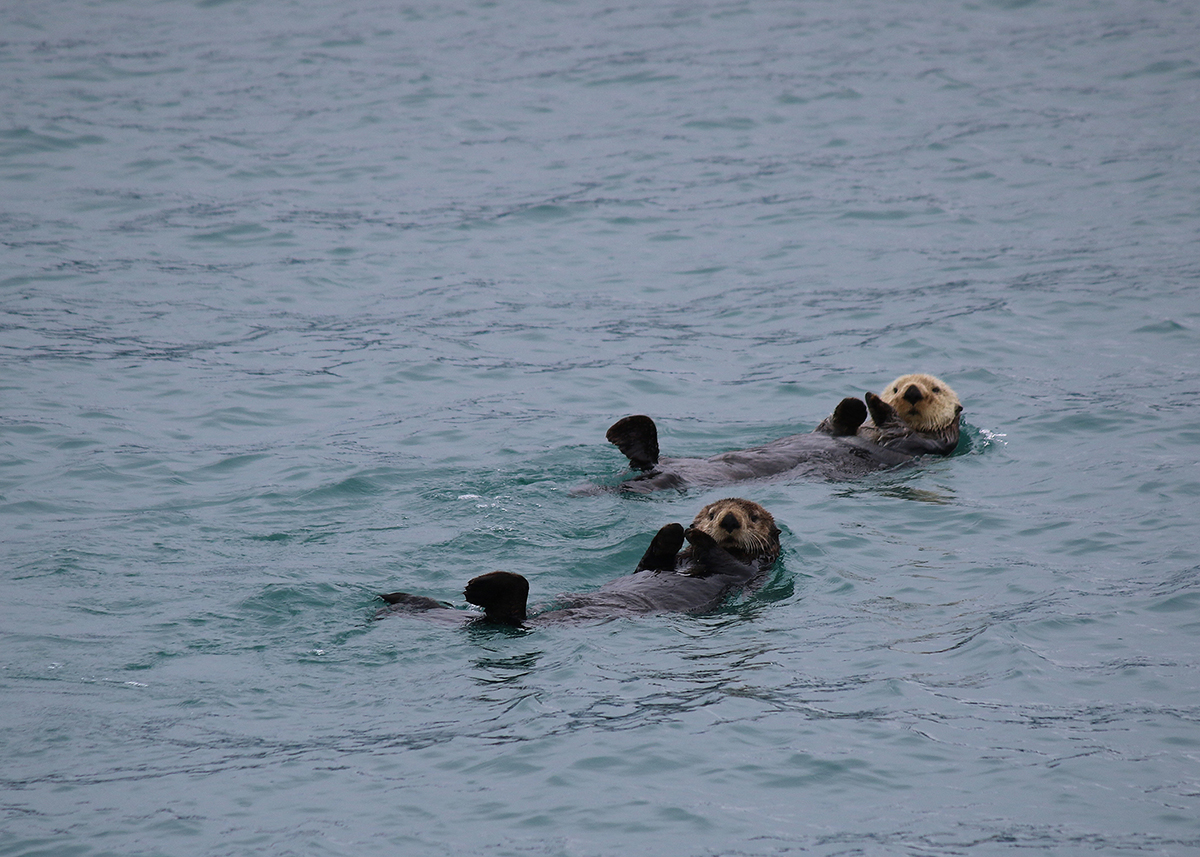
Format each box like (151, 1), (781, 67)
(378, 373), (961, 627)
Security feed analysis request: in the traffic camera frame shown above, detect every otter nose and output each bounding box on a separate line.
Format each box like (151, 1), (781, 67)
(903, 384), (924, 405)
(719, 512), (741, 532)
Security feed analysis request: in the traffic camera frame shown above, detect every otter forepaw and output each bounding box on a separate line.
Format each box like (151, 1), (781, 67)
(636, 522), (686, 571)
(827, 396), (868, 436)
(865, 391), (903, 427)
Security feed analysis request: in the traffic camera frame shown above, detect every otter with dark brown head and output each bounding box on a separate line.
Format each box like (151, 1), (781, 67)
(686, 497), (781, 566)
(378, 498), (780, 627)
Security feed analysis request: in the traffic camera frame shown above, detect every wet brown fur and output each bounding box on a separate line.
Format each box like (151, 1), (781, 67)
(687, 498), (780, 565)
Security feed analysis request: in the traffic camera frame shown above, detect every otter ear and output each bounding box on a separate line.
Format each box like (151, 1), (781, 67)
(955, 404), (963, 414)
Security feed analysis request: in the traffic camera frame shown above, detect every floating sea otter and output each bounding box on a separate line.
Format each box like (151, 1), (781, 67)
(597, 374), (962, 493)
(376, 498), (780, 626)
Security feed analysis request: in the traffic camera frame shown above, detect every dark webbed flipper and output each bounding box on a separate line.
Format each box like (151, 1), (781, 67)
(815, 396), (868, 436)
(606, 415), (660, 471)
(378, 592), (450, 610)
(463, 571), (529, 624)
(635, 522), (686, 571)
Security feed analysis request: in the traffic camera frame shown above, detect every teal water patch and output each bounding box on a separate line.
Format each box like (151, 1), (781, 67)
(0, 128), (106, 157)
(585, 71), (681, 87)
(191, 223), (295, 245)
(497, 203), (575, 222)
(682, 117), (756, 131)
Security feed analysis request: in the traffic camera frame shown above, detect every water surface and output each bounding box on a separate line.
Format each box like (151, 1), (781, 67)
(3, 0), (1199, 855)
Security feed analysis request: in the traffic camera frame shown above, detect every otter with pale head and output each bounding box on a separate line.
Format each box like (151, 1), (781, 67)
(590, 373), (963, 493)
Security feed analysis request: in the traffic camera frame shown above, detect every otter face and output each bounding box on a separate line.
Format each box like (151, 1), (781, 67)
(880, 373), (962, 433)
(690, 498), (781, 563)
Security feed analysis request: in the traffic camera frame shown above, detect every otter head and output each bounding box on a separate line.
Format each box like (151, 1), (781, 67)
(689, 498), (781, 564)
(879, 373), (962, 433)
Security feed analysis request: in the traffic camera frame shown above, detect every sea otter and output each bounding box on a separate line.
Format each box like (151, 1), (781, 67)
(376, 498), (780, 626)
(597, 373), (962, 493)
(852, 373), (963, 455)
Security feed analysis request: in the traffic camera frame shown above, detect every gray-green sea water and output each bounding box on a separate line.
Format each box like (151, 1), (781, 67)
(3, 0), (1199, 854)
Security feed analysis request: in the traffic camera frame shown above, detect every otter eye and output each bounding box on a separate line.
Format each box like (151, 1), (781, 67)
(893, 386), (899, 393)
(708, 512), (716, 520)
(750, 514), (759, 522)
(932, 386), (941, 393)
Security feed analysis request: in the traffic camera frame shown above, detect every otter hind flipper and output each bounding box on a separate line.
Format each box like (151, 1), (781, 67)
(636, 522), (686, 571)
(606, 415), (660, 471)
(378, 591), (450, 610)
(816, 396), (868, 436)
(463, 571), (529, 624)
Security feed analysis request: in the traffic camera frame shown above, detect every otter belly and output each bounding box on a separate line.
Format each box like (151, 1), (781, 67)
(536, 564), (762, 623)
(619, 432), (915, 493)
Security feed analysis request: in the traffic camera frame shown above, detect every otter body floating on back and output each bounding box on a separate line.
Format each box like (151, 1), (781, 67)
(376, 498), (780, 627)
(601, 374), (962, 493)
